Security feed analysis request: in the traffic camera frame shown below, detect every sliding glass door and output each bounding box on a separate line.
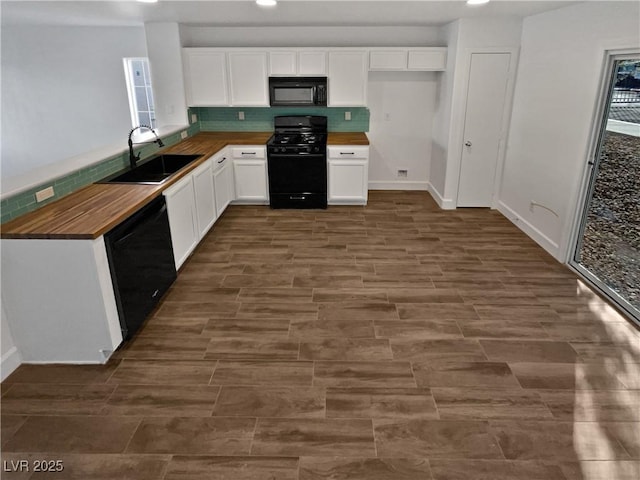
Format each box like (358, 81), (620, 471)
(571, 55), (640, 324)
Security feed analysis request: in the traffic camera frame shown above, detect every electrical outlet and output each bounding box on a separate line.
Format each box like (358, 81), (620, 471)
(238, 111), (245, 120)
(191, 114), (197, 123)
(345, 111), (351, 121)
(180, 130), (188, 140)
(35, 186), (54, 202)
(397, 169), (408, 178)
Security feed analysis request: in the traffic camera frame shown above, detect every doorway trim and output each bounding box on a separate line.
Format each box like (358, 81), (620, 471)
(566, 47), (640, 325)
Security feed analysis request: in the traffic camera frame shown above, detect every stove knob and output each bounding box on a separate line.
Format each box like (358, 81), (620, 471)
(313, 146), (319, 153)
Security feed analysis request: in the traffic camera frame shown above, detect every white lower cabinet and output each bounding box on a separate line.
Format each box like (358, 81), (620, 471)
(327, 145), (369, 205)
(164, 175), (198, 269)
(192, 158), (217, 238)
(212, 150), (234, 217)
(231, 146), (268, 204)
(233, 159), (268, 203)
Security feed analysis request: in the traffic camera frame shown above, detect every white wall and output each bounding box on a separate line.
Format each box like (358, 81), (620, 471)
(181, 25), (444, 48)
(430, 20), (459, 206)
(500, 1), (640, 260)
(368, 71), (437, 190)
(429, 17), (523, 209)
(1, 26), (148, 183)
(1, 301), (21, 381)
(145, 23), (189, 127)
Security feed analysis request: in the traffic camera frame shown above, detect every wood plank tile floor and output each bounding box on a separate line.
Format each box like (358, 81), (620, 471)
(3, 191), (640, 479)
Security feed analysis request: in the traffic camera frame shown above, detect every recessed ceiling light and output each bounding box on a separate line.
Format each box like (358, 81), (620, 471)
(256, 0), (277, 6)
(137, 0), (159, 3)
(467, 0), (490, 5)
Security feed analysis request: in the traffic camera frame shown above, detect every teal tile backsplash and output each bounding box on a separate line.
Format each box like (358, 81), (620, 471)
(0, 123), (200, 224)
(195, 107), (369, 132)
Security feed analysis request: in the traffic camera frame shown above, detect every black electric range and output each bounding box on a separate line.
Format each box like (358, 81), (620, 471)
(267, 116), (328, 209)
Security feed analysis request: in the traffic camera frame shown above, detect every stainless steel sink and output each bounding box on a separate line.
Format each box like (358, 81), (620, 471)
(98, 154), (202, 184)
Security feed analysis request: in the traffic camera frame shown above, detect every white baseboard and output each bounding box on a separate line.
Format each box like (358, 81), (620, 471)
(497, 200), (562, 260)
(368, 181), (429, 191)
(1, 346), (22, 381)
(427, 183), (456, 210)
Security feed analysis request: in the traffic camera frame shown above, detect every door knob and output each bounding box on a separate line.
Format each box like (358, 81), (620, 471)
(464, 141), (472, 147)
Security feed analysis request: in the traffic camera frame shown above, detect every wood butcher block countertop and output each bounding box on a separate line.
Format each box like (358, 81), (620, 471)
(327, 132), (369, 145)
(1, 131), (369, 240)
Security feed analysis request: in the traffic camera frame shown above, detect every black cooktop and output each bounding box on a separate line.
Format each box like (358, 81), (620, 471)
(269, 133), (327, 146)
(267, 115), (328, 154)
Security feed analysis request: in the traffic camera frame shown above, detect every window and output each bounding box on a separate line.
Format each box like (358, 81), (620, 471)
(123, 58), (156, 128)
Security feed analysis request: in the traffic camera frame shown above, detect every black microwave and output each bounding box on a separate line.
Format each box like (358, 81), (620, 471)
(269, 77), (327, 107)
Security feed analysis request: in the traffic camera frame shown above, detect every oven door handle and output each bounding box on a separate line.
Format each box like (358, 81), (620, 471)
(268, 153), (326, 158)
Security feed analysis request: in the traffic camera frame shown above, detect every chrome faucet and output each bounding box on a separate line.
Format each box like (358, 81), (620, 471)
(128, 125), (164, 169)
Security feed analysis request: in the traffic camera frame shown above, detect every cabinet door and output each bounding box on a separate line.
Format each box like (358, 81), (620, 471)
(328, 160), (369, 205)
(183, 49), (228, 106)
(192, 159), (217, 238)
(328, 51), (368, 106)
(228, 51), (269, 106)
(213, 159), (233, 217)
(164, 175), (198, 269)
(298, 51), (327, 75)
(269, 51), (297, 75)
(407, 49), (447, 71)
(369, 50), (408, 71)
(233, 159), (268, 202)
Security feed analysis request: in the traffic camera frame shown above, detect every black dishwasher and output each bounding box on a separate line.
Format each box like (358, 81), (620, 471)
(104, 195), (176, 339)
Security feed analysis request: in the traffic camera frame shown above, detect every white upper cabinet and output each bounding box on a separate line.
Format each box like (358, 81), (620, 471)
(407, 49), (447, 70)
(183, 47), (446, 107)
(183, 49), (228, 106)
(298, 51), (327, 75)
(269, 51), (297, 75)
(369, 48), (447, 71)
(269, 50), (327, 76)
(328, 50), (368, 107)
(227, 51), (269, 106)
(369, 50), (408, 71)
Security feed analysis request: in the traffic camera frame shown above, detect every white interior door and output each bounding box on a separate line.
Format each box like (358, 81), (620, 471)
(457, 53), (511, 207)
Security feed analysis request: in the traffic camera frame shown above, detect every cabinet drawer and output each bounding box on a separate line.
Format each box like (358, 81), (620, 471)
(327, 145), (369, 160)
(231, 146), (266, 159)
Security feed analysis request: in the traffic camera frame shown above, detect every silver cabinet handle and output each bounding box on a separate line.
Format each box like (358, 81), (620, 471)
(464, 141), (472, 147)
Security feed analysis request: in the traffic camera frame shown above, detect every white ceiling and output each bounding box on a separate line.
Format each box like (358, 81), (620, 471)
(2, 0), (580, 27)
